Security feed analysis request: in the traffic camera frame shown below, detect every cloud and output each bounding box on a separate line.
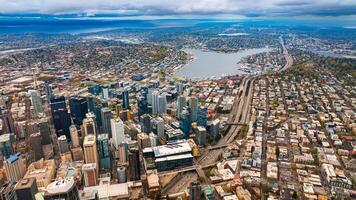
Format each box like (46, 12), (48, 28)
(0, 0), (355, 17)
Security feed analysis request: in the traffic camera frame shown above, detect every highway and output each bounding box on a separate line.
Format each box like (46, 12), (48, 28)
(279, 36), (294, 71)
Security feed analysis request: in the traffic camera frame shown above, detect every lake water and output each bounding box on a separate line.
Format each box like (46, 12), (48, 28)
(173, 48), (272, 79)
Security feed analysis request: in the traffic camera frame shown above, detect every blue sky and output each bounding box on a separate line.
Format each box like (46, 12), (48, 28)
(0, 0), (355, 18)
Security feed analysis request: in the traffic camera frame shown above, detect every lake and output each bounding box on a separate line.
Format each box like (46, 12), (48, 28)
(173, 48), (272, 79)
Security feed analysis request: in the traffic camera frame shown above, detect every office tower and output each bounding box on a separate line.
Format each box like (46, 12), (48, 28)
(177, 81), (185, 94)
(177, 95), (186, 119)
(29, 132), (44, 161)
(111, 118), (125, 149)
(122, 89), (130, 109)
(94, 104), (103, 127)
(0, 134), (14, 159)
(43, 82), (53, 102)
(43, 177), (79, 200)
(87, 95), (95, 112)
(197, 106), (208, 127)
(3, 153), (25, 182)
(82, 163), (98, 187)
(82, 115), (97, 136)
(151, 90), (159, 114)
(0, 181), (17, 200)
(83, 135), (99, 170)
(58, 135), (70, 154)
(100, 107), (112, 137)
(141, 114), (151, 134)
(118, 143), (127, 164)
(149, 133), (158, 147)
(210, 119), (220, 140)
(151, 117), (163, 136)
(179, 109), (191, 137)
(71, 147), (84, 161)
(28, 90), (43, 115)
(15, 178), (38, 200)
(38, 119), (52, 145)
(69, 125), (80, 148)
(102, 87), (109, 99)
(89, 85), (102, 96)
(117, 167), (127, 183)
(128, 148), (140, 181)
(189, 96), (198, 122)
(195, 126), (207, 146)
(50, 96), (71, 138)
(189, 180), (202, 200)
(137, 95), (148, 118)
(97, 134), (111, 170)
(0, 109), (15, 134)
(157, 93), (167, 114)
(69, 96), (88, 126)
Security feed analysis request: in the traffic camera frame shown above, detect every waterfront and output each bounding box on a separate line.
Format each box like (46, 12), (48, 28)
(173, 47), (272, 79)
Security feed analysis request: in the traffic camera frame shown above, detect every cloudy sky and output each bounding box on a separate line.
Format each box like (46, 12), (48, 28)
(0, 0), (355, 17)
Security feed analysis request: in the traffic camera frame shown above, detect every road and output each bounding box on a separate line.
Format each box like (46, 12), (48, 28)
(279, 36), (294, 71)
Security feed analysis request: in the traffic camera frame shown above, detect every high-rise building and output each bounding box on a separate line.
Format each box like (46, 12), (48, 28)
(15, 178), (38, 200)
(0, 109), (15, 134)
(83, 135), (99, 171)
(189, 180), (202, 200)
(102, 87), (109, 100)
(157, 93), (167, 114)
(69, 125), (80, 148)
(82, 163), (98, 187)
(128, 148), (140, 181)
(28, 90), (43, 115)
(0, 134), (14, 159)
(151, 90), (159, 114)
(117, 167), (127, 183)
(151, 117), (164, 138)
(122, 89), (130, 109)
(179, 109), (191, 137)
(141, 114), (151, 134)
(189, 96), (198, 122)
(50, 96), (71, 138)
(197, 106), (208, 127)
(69, 96), (88, 126)
(210, 119), (220, 140)
(100, 107), (112, 137)
(111, 118), (125, 149)
(195, 126), (207, 146)
(38, 119), (52, 145)
(58, 135), (70, 154)
(82, 114), (97, 136)
(87, 95), (95, 112)
(97, 134), (111, 170)
(94, 104), (103, 127)
(177, 95), (186, 119)
(43, 82), (53, 102)
(0, 181), (17, 200)
(29, 132), (43, 161)
(137, 95), (148, 118)
(3, 153), (25, 182)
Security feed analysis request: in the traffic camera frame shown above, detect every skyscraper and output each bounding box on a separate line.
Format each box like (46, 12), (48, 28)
(0, 134), (14, 159)
(38, 119), (52, 145)
(97, 134), (111, 170)
(58, 135), (70, 154)
(189, 180), (202, 200)
(197, 106), (208, 127)
(128, 148), (140, 181)
(111, 117), (125, 149)
(177, 95), (186, 119)
(122, 89), (130, 110)
(87, 95), (95, 112)
(157, 93), (167, 114)
(44, 82), (54, 102)
(82, 163), (98, 187)
(82, 114), (97, 136)
(180, 109), (191, 137)
(15, 177), (38, 200)
(151, 117), (165, 139)
(100, 107), (112, 137)
(83, 135), (99, 171)
(189, 96), (198, 122)
(137, 95), (148, 118)
(29, 132), (43, 161)
(69, 96), (88, 126)
(151, 90), (159, 114)
(50, 96), (71, 138)
(69, 125), (80, 148)
(28, 90), (43, 115)
(141, 114), (151, 134)
(3, 152), (25, 182)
